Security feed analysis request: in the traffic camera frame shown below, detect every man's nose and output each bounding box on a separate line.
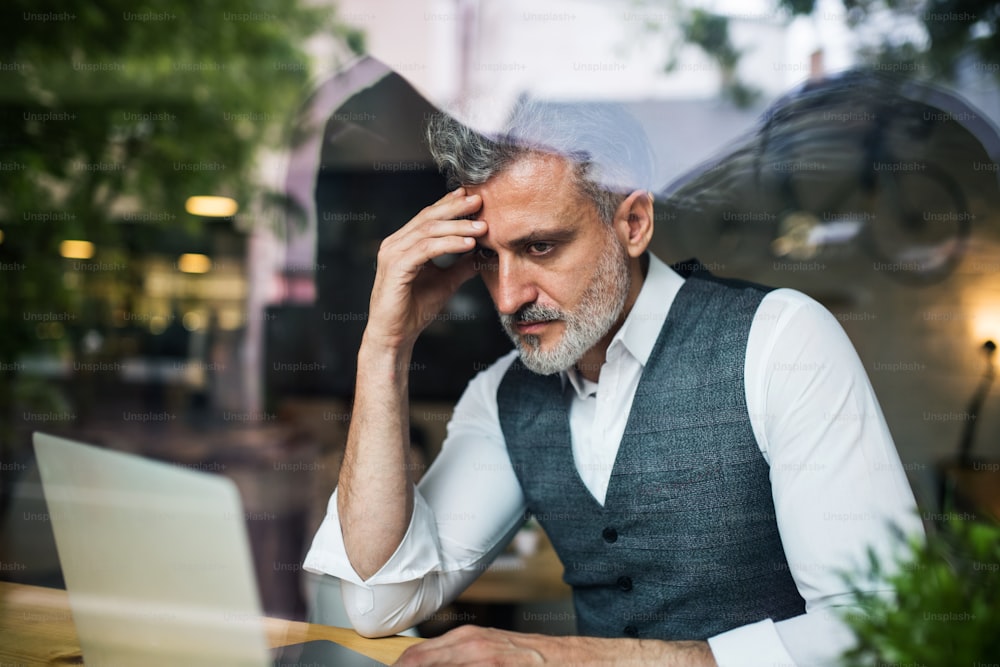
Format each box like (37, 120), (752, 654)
(492, 257), (538, 316)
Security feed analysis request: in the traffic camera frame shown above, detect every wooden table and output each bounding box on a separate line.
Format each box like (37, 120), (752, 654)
(447, 531), (573, 636)
(0, 581), (421, 666)
(458, 531), (571, 604)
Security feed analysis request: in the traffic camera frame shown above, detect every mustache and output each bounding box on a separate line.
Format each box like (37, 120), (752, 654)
(501, 303), (564, 327)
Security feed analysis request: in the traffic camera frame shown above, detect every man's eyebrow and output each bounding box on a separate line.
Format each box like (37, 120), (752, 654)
(474, 223), (580, 252)
(501, 226), (579, 249)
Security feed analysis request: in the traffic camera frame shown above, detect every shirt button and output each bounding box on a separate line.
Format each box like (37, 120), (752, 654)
(623, 625), (639, 638)
(617, 576), (633, 592)
(602, 527), (618, 543)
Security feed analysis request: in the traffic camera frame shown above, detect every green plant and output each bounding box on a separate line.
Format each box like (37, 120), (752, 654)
(0, 0), (363, 446)
(840, 517), (1000, 666)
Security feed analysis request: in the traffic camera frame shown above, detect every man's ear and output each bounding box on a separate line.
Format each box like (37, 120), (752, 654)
(613, 190), (654, 258)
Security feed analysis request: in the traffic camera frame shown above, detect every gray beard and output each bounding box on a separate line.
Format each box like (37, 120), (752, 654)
(499, 238), (631, 375)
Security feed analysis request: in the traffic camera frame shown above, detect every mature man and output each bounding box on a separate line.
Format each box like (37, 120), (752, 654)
(304, 103), (921, 666)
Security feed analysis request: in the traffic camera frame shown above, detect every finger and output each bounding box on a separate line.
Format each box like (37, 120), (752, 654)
(425, 217), (487, 242)
(390, 218), (487, 263)
(393, 636), (468, 667)
(434, 186), (465, 204)
(393, 627), (532, 667)
(386, 192), (481, 249)
(396, 624), (475, 657)
(419, 193), (482, 227)
(387, 235), (478, 276)
(420, 187), (464, 215)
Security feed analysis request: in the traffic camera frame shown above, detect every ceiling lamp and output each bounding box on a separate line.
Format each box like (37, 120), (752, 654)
(60, 240), (95, 259)
(185, 196), (239, 217)
(177, 253), (212, 274)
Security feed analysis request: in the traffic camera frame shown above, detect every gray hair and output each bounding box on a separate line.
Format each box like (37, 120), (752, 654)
(426, 100), (654, 225)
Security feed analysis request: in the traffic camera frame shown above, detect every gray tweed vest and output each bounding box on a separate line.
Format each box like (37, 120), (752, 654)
(497, 260), (806, 641)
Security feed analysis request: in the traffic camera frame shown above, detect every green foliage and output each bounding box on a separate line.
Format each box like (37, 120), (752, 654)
(778, 0), (1000, 79)
(679, 9), (760, 107)
(0, 0), (366, 450)
(657, 0), (1000, 106)
(683, 9), (740, 69)
(0, 0), (360, 401)
(840, 517), (1000, 666)
(782, 0), (817, 15)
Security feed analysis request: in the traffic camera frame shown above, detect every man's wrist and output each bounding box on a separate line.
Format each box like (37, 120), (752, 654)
(541, 635), (716, 666)
(358, 333), (414, 375)
(395, 626), (717, 666)
(618, 637), (715, 666)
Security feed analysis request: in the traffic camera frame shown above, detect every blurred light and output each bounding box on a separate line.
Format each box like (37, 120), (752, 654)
(178, 253), (212, 274)
(218, 308), (243, 331)
(971, 302), (1000, 346)
(773, 212), (818, 260)
(83, 330), (103, 354)
(808, 219), (863, 245)
(149, 315), (168, 335)
(185, 196), (238, 217)
(771, 237), (793, 257)
(0, 229), (4, 244)
(145, 270), (173, 297)
(182, 311), (205, 331)
(60, 240), (95, 259)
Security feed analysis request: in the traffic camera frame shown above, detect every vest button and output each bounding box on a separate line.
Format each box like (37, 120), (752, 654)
(602, 527), (618, 543)
(617, 576), (633, 591)
(623, 625), (639, 638)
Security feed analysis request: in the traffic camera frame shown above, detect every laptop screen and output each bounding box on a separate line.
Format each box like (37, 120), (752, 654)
(34, 432), (276, 666)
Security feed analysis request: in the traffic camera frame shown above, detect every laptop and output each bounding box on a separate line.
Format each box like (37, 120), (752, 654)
(33, 432), (384, 666)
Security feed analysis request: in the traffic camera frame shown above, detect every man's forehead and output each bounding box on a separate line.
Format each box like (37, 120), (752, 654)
(505, 150), (571, 178)
(468, 153), (583, 213)
(468, 157), (598, 248)
(479, 151), (573, 192)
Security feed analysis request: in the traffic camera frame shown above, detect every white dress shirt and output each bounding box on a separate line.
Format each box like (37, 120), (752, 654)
(304, 254), (922, 667)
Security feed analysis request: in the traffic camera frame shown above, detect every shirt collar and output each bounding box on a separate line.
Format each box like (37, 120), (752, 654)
(564, 253), (685, 399)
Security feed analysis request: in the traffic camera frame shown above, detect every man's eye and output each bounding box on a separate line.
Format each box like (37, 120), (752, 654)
(528, 242), (553, 255)
(476, 246), (497, 260)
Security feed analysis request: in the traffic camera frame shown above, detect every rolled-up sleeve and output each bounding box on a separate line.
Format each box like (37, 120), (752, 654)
(302, 350), (527, 637)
